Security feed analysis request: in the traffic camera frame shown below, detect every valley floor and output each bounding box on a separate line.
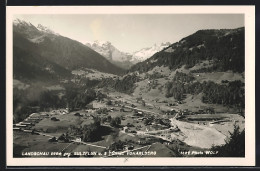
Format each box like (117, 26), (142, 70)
(13, 90), (244, 158)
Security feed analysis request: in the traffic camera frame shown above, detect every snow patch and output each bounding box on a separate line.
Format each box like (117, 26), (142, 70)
(86, 40), (132, 62)
(131, 42), (171, 63)
(164, 47), (175, 53)
(86, 40), (171, 64)
(28, 35), (46, 43)
(197, 44), (205, 49)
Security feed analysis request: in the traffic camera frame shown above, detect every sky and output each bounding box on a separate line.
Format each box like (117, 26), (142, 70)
(15, 14), (244, 53)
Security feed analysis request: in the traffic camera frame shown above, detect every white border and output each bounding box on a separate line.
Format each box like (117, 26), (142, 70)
(6, 6), (255, 166)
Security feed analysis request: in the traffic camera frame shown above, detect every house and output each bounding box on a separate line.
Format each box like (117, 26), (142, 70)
(137, 118), (143, 121)
(137, 138), (148, 145)
(123, 126), (129, 133)
(177, 101), (182, 104)
(13, 127), (21, 131)
(15, 124), (27, 127)
(23, 129), (33, 133)
(123, 145), (134, 150)
(20, 122), (32, 125)
(29, 113), (38, 117)
(40, 113), (50, 118)
(182, 109), (190, 115)
(29, 115), (41, 119)
(75, 138), (81, 142)
(138, 111), (143, 114)
(59, 109), (69, 115)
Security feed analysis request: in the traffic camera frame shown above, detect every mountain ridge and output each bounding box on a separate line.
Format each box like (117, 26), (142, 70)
(85, 40), (171, 69)
(13, 18), (125, 83)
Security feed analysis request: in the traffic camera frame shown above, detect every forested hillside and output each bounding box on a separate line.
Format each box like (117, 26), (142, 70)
(129, 28), (244, 73)
(165, 72), (244, 109)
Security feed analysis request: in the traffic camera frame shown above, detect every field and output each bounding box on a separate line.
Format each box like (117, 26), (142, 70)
(34, 112), (92, 136)
(13, 131), (71, 157)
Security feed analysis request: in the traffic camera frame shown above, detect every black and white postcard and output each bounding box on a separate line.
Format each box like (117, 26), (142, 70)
(6, 6), (255, 166)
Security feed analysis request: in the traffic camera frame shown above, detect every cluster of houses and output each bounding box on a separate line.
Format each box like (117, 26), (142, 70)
(14, 108), (70, 133)
(13, 113), (49, 133)
(162, 107), (216, 117)
(50, 108), (69, 115)
(162, 108), (195, 116)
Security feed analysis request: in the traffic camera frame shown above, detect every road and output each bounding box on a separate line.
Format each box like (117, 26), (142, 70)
(105, 143), (156, 157)
(72, 140), (107, 149)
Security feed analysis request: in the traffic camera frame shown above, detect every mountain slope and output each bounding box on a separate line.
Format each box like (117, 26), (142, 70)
(13, 31), (72, 83)
(13, 19), (125, 79)
(129, 28), (244, 73)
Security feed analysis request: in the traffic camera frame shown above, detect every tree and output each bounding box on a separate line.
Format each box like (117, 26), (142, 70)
(82, 118), (101, 142)
(48, 137), (57, 142)
(107, 116), (112, 122)
(106, 100), (112, 105)
(141, 100), (146, 106)
(144, 119), (150, 126)
(110, 117), (121, 127)
(58, 133), (70, 142)
(210, 124), (245, 157)
(115, 117), (121, 125)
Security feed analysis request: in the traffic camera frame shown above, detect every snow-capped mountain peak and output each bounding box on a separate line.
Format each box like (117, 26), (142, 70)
(93, 40), (111, 46)
(13, 18), (60, 36)
(85, 40), (171, 69)
(13, 18), (61, 44)
(86, 40), (111, 47)
(13, 18), (35, 28)
(86, 40), (131, 62)
(131, 42), (171, 63)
